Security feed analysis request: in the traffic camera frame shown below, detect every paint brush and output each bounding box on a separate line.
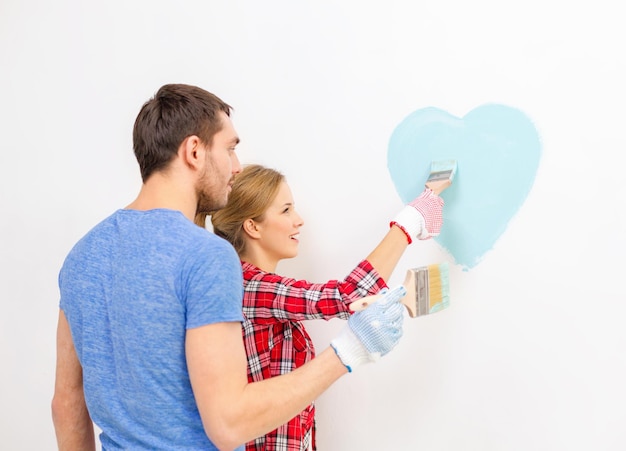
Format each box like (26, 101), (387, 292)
(425, 160), (458, 195)
(349, 263), (450, 318)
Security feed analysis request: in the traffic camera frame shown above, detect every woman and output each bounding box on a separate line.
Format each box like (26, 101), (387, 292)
(196, 164), (444, 451)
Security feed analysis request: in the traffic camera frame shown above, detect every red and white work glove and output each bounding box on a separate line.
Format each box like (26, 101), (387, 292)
(390, 189), (444, 243)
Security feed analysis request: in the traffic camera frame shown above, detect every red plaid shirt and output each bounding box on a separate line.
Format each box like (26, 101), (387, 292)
(241, 259), (387, 451)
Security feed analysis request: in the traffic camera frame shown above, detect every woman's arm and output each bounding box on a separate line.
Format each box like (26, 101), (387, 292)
(365, 225), (409, 282)
(243, 189), (444, 323)
(242, 260), (386, 323)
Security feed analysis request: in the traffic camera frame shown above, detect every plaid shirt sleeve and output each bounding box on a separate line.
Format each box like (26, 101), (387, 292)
(241, 259), (388, 324)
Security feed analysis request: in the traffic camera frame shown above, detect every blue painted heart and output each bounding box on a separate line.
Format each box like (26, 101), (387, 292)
(387, 104), (542, 270)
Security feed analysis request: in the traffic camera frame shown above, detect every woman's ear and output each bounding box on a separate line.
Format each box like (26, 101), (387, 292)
(242, 219), (261, 239)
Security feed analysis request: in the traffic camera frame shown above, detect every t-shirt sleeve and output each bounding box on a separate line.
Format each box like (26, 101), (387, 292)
(182, 236), (244, 329)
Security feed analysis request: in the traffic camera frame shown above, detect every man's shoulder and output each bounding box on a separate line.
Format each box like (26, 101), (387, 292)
(63, 210), (120, 253)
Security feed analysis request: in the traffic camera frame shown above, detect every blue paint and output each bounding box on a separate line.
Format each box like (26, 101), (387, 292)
(388, 104), (542, 270)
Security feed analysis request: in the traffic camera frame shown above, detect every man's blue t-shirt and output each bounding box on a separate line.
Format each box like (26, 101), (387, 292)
(59, 209), (244, 450)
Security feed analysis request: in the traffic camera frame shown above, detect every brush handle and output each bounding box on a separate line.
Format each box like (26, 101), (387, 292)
(349, 269), (421, 318)
(348, 294), (384, 312)
(425, 178), (452, 195)
(349, 292), (415, 317)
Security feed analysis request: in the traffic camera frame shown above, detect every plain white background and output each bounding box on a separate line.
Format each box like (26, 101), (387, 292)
(1, 1), (625, 449)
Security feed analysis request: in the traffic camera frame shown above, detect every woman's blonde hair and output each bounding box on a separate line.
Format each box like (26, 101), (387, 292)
(196, 164), (285, 255)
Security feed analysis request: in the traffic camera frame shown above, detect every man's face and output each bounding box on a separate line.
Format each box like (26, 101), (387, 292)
(196, 112), (241, 214)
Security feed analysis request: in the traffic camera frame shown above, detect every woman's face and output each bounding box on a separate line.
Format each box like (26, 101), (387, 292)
(254, 181), (304, 263)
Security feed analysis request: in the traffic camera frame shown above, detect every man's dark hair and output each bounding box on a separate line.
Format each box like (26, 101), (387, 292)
(132, 84), (232, 181)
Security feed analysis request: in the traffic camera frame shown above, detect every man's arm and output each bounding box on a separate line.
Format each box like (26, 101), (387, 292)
(51, 310), (96, 451)
(186, 321), (347, 451)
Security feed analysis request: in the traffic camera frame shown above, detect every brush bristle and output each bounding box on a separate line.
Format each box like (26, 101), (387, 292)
(430, 160), (458, 180)
(427, 160), (458, 184)
(426, 262), (450, 313)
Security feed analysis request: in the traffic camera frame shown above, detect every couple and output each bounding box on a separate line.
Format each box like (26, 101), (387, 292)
(52, 83), (446, 451)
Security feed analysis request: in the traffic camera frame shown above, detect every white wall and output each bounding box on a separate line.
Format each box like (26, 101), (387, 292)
(2, 1), (625, 449)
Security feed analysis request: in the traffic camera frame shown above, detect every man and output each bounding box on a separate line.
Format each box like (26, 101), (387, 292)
(52, 84), (405, 450)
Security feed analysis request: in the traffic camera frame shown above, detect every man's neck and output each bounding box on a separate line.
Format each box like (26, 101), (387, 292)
(126, 172), (197, 222)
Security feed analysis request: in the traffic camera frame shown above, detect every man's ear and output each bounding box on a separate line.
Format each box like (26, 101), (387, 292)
(242, 219), (261, 239)
(180, 135), (204, 170)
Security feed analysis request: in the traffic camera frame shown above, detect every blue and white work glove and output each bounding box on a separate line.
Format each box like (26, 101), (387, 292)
(330, 285), (406, 372)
